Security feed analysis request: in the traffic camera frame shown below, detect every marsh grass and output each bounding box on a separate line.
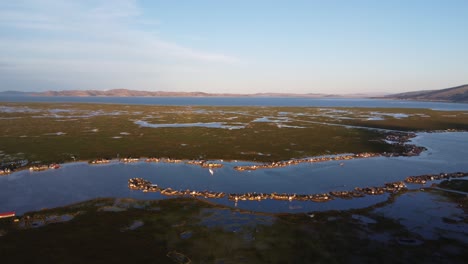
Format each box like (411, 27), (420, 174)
(0, 196), (466, 263)
(1, 103), (467, 163)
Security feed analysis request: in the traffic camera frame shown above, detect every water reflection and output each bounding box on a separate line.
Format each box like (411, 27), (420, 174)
(374, 191), (468, 242)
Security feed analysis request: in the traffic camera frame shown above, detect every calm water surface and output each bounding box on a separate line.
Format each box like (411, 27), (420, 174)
(1, 96), (468, 110)
(1, 132), (467, 214)
(374, 191), (467, 242)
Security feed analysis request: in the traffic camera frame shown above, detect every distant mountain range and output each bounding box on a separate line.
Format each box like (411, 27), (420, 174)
(383, 84), (468, 103)
(1, 84), (467, 102)
(0, 88), (374, 98)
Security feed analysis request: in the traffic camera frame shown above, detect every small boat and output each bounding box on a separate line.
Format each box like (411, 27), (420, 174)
(0, 211), (15, 219)
(209, 168), (214, 175)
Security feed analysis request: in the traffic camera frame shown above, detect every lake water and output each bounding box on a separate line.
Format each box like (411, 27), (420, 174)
(1, 96), (468, 110)
(1, 132), (467, 214)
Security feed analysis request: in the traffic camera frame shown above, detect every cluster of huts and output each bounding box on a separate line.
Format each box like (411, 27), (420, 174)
(121, 157), (140, 163)
(186, 160), (223, 168)
(89, 159), (111, 164)
(0, 160), (28, 175)
(88, 157), (225, 172)
(405, 172), (468, 184)
(129, 170), (468, 203)
(234, 153), (379, 171)
(146, 157), (184, 163)
(29, 164), (60, 172)
(128, 177), (411, 202)
(129, 169), (468, 203)
(384, 132), (417, 143)
(383, 132), (427, 156)
(0, 168), (11, 175)
(128, 178), (224, 198)
(145, 158), (161, 162)
(145, 158), (223, 168)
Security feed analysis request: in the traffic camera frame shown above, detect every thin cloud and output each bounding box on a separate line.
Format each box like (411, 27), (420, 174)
(0, 0), (239, 64)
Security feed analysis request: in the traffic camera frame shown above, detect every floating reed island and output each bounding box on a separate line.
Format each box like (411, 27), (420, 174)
(233, 132), (426, 171)
(146, 157), (182, 163)
(128, 178), (225, 198)
(128, 171), (468, 203)
(186, 160), (224, 168)
(89, 159), (111, 164)
(121, 157), (140, 163)
(1, 160), (32, 175)
(128, 178), (398, 202)
(0, 168), (11, 175)
(90, 157), (141, 164)
(128, 177), (406, 202)
(233, 153), (379, 171)
(29, 164), (60, 172)
(89, 157), (224, 168)
(148, 158), (224, 168)
(405, 172), (468, 184)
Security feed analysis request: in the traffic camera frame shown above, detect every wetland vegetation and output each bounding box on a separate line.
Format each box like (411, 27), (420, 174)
(1, 102), (467, 164)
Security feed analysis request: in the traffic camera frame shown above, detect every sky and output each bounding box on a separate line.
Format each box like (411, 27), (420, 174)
(1, 0), (467, 94)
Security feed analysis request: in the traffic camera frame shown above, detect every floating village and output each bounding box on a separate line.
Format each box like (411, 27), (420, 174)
(28, 164), (60, 171)
(127, 172), (468, 203)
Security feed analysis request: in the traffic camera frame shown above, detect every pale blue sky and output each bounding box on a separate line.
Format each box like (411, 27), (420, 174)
(1, 0), (467, 94)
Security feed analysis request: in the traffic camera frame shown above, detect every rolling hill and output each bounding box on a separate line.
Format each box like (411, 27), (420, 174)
(1, 89), (367, 98)
(385, 84), (468, 103)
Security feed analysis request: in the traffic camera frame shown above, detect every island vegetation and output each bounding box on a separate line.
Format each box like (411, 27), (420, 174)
(384, 84), (468, 103)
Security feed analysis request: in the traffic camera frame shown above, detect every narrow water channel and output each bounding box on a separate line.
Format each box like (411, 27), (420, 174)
(1, 132), (467, 214)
